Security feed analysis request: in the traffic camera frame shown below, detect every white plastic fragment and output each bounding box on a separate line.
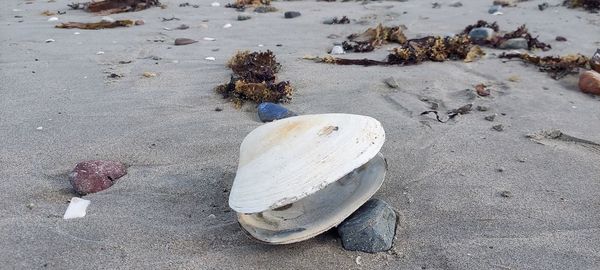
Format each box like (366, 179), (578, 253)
(203, 37), (216, 41)
(101, 16), (115, 23)
(211, 2), (220, 7)
(45, 39), (55, 43)
(330, 45), (345, 55)
(492, 11), (503, 15)
(205, 57), (216, 61)
(36, 126), (43, 130)
(63, 197), (91, 219)
(48, 17), (59, 22)
(96, 51), (105, 55)
(223, 23), (232, 28)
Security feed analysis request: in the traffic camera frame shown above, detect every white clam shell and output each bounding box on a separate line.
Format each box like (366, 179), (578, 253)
(228, 114), (386, 244)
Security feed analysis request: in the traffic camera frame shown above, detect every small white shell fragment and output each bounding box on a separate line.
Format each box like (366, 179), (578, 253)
(355, 256), (362, 265)
(258, 44), (264, 47)
(74, 32), (80, 35)
(13, 9), (22, 12)
(223, 23), (232, 28)
(101, 16), (115, 23)
(48, 17), (59, 22)
(36, 126), (43, 130)
(211, 2), (220, 7)
(330, 45), (345, 55)
(205, 57), (216, 61)
(492, 11), (503, 15)
(96, 51), (105, 55)
(45, 39), (55, 43)
(63, 197), (91, 219)
(203, 37), (216, 41)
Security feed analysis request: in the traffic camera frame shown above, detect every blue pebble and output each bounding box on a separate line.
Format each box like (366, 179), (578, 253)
(468, 27), (495, 41)
(257, 102), (297, 122)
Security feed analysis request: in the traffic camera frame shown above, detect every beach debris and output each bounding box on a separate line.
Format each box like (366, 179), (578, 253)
(591, 49), (600, 73)
(484, 114), (496, 121)
(45, 39), (55, 43)
(254, 5), (277, 13)
(338, 199), (396, 253)
(63, 197), (91, 219)
(101, 16), (115, 23)
(539, 2), (550, 10)
(464, 45), (485, 62)
(171, 24), (189, 30)
(211, 1), (220, 7)
(563, 0), (600, 11)
(383, 77), (399, 88)
(579, 70), (600, 95)
(226, 0), (270, 10)
(449, 1), (463, 7)
(284, 11), (301, 19)
(475, 84), (491, 96)
(41, 10), (57, 16)
(229, 114), (387, 244)
(494, 0), (516, 6)
(421, 104), (472, 123)
(355, 256), (362, 265)
(48, 16), (59, 22)
(238, 14), (251, 21)
(343, 24), (407, 53)
(555, 36), (567, 42)
(56, 19), (135, 29)
(492, 124), (504, 131)
(67, 0), (161, 14)
(257, 102), (297, 122)
(507, 75), (520, 82)
(498, 38), (529, 50)
(215, 50), (293, 107)
(223, 23), (232, 28)
(26, 203), (35, 210)
(205, 57), (216, 61)
(498, 52), (590, 79)
(36, 126), (44, 130)
(69, 160), (127, 195)
(179, 2), (199, 8)
(134, 19), (144, 25)
(476, 105), (489, 111)
(323, 16), (350, 24)
(203, 37), (216, 41)
(96, 51), (105, 55)
(330, 45), (345, 55)
(463, 21), (551, 51)
(161, 16), (180, 21)
(143, 71), (157, 77)
(499, 190), (512, 198)
(174, 38), (198, 45)
(488, 5), (502, 14)
(432, 2), (442, 8)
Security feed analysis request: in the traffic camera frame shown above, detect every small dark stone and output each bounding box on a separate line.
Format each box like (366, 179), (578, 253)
(254, 6), (277, 13)
(69, 160), (127, 195)
(538, 2), (549, 11)
(284, 11), (301, 19)
(384, 77), (399, 89)
(337, 199), (397, 253)
(484, 115), (496, 121)
(174, 38), (198, 46)
(257, 102), (297, 122)
(237, 15), (251, 21)
(488, 5), (502, 14)
(476, 105), (489, 112)
(215, 107), (223, 111)
(500, 190), (512, 198)
(555, 36), (567, 42)
(469, 27), (495, 41)
(449, 1), (463, 7)
(492, 124), (504, 131)
(276, 44), (282, 47)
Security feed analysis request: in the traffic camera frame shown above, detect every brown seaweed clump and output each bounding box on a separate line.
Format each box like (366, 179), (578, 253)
(563, 0), (600, 11)
(498, 52), (591, 79)
(216, 51), (293, 107)
(462, 20), (551, 51)
(343, 24), (407, 53)
(225, 0), (270, 10)
(56, 20), (135, 29)
(68, 0), (160, 14)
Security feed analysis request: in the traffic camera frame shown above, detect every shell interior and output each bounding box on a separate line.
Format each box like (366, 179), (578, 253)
(237, 153), (387, 244)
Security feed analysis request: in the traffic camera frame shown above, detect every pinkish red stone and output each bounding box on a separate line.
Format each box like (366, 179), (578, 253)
(69, 160), (127, 195)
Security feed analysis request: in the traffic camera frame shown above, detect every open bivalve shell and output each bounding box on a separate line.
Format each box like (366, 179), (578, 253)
(229, 114), (386, 244)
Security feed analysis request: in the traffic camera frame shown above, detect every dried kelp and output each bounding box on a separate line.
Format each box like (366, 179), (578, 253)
(68, 0), (160, 14)
(56, 20), (135, 29)
(499, 52), (591, 79)
(462, 20), (550, 51)
(563, 0), (600, 11)
(216, 51), (293, 107)
(225, 0), (270, 9)
(343, 24), (407, 53)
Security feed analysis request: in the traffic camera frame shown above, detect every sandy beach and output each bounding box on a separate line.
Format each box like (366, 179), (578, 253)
(1, 0), (600, 269)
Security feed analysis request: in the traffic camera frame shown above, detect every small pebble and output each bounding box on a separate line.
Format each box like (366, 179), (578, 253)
(69, 160), (127, 195)
(254, 6), (277, 13)
(74, 32), (80, 35)
(45, 39), (55, 43)
(223, 23), (232, 28)
(578, 70), (600, 95)
(284, 11), (301, 19)
(134, 19), (144, 25)
(47, 17), (59, 22)
(484, 115), (496, 121)
(203, 37), (216, 41)
(174, 38), (198, 45)
(100, 16), (115, 23)
(449, 1), (463, 7)
(330, 45), (345, 55)
(498, 38), (529, 50)
(208, 214), (216, 218)
(26, 203), (35, 210)
(205, 57), (216, 61)
(476, 105), (488, 111)
(143, 71), (157, 78)
(555, 36), (567, 42)
(384, 77), (399, 89)
(488, 5), (502, 14)
(497, 167), (505, 172)
(469, 27), (495, 41)
(211, 2), (220, 7)
(215, 107), (223, 112)
(500, 190), (512, 198)
(492, 124), (504, 131)
(493, 0), (516, 6)
(238, 15), (251, 21)
(338, 199), (396, 253)
(96, 51), (104, 55)
(355, 256), (362, 265)
(257, 102), (297, 122)
(36, 126), (43, 130)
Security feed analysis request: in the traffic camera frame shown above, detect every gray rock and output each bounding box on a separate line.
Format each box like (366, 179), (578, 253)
(476, 105), (489, 112)
(498, 38), (529, 50)
(337, 199), (397, 253)
(384, 77), (399, 89)
(284, 11), (301, 19)
(237, 15), (251, 21)
(449, 1), (463, 7)
(484, 114), (496, 121)
(492, 124), (504, 131)
(468, 27), (495, 41)
(488, 5), (502, 14)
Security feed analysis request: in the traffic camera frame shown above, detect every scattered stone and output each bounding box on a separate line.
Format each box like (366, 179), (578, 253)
(215, 107), (223, 111)
(488, 5), (502, 14)
(476, 105), (489, 112)
(579, 70), (600, 95)
(327, 34), (341, 39)
(538, 2), (549, 11)
(203, 37), (216, 41)
(63, 197), (91, 219)
(254, 6), (277, 13)
(497, 167), (505, 172)
(484, 114), (496, 121)
(499, 190), (512, 198)
(174, 24), (189, 30)
(475, 84), (490, 96)
(143, 71), (157, 77)
(257, 102), (297, 122)
(26, 203), (35, 210)
(205, 57), (216, 61)
(492, 124), (504, 131)
(208, 214), (216, 218)
(449, 1), (463, 7)
(174, 38), (198, 45)
(238, 14), (251, 21)
(555, 36), (567, 41)
(134, 19), (144, 25)
(383, 77), (399, 89)
(284, 11), (301, 19)
(507, 75), (520, 82)
(69, 160), (126, 195)
(337, 199), (396, 253)
(36, 126), (43, 130)
(330, 45), (345, 55)
(223, 23), (232, 28)
(468, 27), (495, 42)
(100, 16), (115, 23)
(493, 0), (516, 7)
(355, 256), (362, 265)
(211, 2), (220, 7)
(45, 39), (55, 43)
(96, 51), (105, 55)
(432, 2), (441, 8)
(498, 38), (529, 50)
(48, 17), (59, 22)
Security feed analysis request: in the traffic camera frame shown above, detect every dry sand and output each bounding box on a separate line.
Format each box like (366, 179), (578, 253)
(1, 0), (600, 269)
